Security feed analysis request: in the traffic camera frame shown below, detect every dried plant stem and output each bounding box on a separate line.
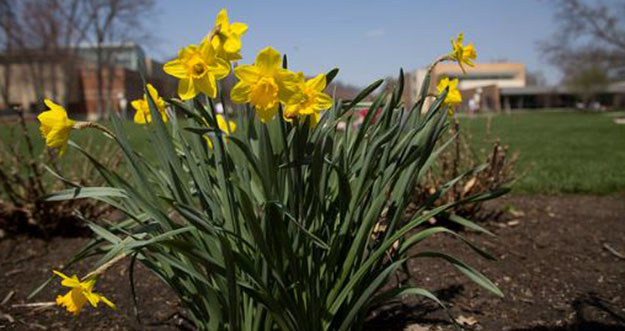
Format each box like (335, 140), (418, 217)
(82, 253), (126, 281)
(73, 121), (115, 139)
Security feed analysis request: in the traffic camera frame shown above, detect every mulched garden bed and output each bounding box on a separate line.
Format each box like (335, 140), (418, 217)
(1, 195), (624, 330)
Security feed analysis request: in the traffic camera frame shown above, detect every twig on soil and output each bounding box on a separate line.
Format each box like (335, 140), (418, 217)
(4, 269), (22, 277)
(13, 254), (35, 265)
(603, 243), (625, 260)
(0, 312), (15, 324)
(11, 302), (55, 308)
(0, 243), (16, 266)
(1, 290), (14, 305)
(23, 322), (47, 330)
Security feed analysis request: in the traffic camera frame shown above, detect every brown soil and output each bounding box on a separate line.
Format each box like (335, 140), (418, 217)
(1, 195), (624, 331)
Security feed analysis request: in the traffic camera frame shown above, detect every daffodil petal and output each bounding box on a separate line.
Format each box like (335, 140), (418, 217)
(200, 37), (217, 60)
(210, 58), (231, 80)
(216, 115), (229, 132)
(255, 47), (281, 73)
(163, 59), (187, 79)
(130, 99), (143, 112)
(230, 22), (248, 35)
(146, 84), (159, 101)
(315, 93), (333, 110)
(223, 37), (241, 53)
(160, 110), (169, 123)
(83, 291), (101, 307)
(215, 8), (229, 27)
(234, 65), (260, 84)
(99, 295), (116, 310)
(134, 110), (147, 124)
(306, 74), (326, 92)
(231, 82), (251, 104)
(195, 74), (217, 98)
(37, 109), (67, 128)
(45, 127), (71, 149)
(53, 270), (75, 282)
(43, 99), (64, 111)
(178, 78), (197, 100)
(205, 136), (214, 150)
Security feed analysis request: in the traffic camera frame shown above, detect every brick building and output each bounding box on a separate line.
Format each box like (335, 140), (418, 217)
(0, 43), (176, 120)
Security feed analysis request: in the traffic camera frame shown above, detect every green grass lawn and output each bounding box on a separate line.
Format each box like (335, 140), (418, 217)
(0, 119), (151, 186)
(2, 110), (624, 195)
(460, 110), (625, 195)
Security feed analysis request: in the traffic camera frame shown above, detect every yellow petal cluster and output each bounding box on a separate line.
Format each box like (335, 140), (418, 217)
(37, 99), (76, 156)
(231, 47), (298, 122)
(131, 84), (168, 124)
(450, 33), (477, 73)
(211, 9), (248, 62)
(205, 114), (236, 149)
(163, 38), (230, 100)
(284, 73), (333, 127)
(437, 77), (462, 115)
(53, 270), (115, 316)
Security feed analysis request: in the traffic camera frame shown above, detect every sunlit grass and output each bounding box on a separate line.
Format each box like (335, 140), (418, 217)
(2, 110), (624, 195)
(460, 110), (625, 195)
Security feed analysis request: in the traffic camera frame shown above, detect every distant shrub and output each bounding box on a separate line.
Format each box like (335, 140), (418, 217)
(0, 109), (118, 237)
(411, 124), (518, 227)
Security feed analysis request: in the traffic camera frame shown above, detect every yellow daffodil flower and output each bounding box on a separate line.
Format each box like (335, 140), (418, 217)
(131, 84), (168, 124)
(211, 9), (248, 62)
(53, 270), (115, 316)
(450, 33), (477, 73)
(437, 77), (462, 115)
(284, 73), (332, 127)
(231, 47), (298, 123)
(37, 99), (76, 156)
(163, 38), (230, 100)
(204, 114), (236, 149)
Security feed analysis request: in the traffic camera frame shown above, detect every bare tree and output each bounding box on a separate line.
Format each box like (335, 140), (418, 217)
(0, 0), (14, 106)
(539, 0), (625, 102)
(0, 0), (91, 110)
(526, 69), (547, 87)
(564, 64), (610, 104)
(0, 0), (155, 117)
(84, 0), (155, 118)
(539, 0), (625, 75)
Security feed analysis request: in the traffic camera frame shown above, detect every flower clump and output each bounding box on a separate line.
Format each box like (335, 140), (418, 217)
(34, 9), (480, 320)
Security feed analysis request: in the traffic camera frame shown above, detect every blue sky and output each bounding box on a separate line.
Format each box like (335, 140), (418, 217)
(147, 0), (559, 86)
